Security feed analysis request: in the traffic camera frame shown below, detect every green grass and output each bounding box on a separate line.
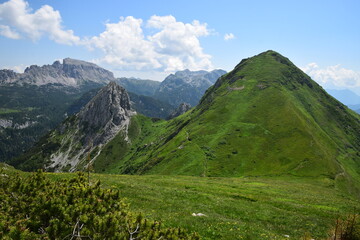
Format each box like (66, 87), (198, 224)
(0, 108), (21, 114)
(44, 171), (359, 240)
(92, 51), (360, 196)
(0, 107), (38, 115)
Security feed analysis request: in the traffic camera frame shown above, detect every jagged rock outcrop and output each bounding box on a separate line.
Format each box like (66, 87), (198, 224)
(167, 102), (192, 119)
(77, 82), (132, 146)
(0, 70), (18, 84)
(154, 69), (226, 107)
(0, 58), (115, 86)
(14, 82), (135, 172)
(47, 81), (135, 171)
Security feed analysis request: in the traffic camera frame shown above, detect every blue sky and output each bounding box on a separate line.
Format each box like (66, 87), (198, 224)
(0, 0), (359, 93)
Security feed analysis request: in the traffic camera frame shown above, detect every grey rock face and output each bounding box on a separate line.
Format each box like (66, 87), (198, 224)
(0, 58), (115, 86)
(168, 102), (192, 119)
(78, 81), (132, 146)
(47, 82), (135, 172)
(0, 70), (19, 84)
(154, 69), (226, 107)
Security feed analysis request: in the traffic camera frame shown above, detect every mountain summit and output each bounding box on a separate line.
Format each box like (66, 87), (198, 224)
(0, 58), (115, 86)
(99, 50), (360, 192)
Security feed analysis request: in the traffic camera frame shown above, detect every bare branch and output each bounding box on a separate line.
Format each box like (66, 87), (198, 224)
(128, 223), (140, 240)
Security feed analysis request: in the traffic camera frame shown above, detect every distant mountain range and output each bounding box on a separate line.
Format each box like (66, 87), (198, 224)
(326, 89), (360, 113)
(116, 69), (227, 107)
(154, 69), (227, 107)
(0, 58), (114, 86)
(13, 51), (360, 196)
(117, 77), (160, 96)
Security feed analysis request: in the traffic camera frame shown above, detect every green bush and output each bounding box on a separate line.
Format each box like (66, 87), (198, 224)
(0, 171), (199, 239)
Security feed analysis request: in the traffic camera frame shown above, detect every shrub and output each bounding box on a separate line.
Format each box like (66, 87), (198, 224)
(331, 213), (360, 240)
(0, 170), (199, 239)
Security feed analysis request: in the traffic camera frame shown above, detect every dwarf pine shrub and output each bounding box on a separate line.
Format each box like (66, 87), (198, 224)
(0, 170), (199, 239)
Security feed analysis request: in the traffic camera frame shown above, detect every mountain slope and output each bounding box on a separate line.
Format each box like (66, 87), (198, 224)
(154, 69), (226, 106)
(117, 77), (160, 96)
(127, 92), (174, 119)
(13, 82), (135, 171)
(97, 51), (360, 193)
(0, 84), (104, 163)
(16, 51), (360, 194)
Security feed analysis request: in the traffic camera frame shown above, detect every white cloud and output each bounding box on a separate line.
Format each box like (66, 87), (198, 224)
(90, 16), (159, 70)
(224, 33), (235, 41)
(0, 0), (80, 45)
(90, 15), (212, 72)
(302, 63), (360, 88)
(0, 0), (213, 73)
(0, 24), (20, 39)
(4, 64), (26, 73)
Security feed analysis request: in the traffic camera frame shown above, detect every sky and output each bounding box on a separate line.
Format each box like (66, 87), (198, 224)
(0, 0), (359, 94)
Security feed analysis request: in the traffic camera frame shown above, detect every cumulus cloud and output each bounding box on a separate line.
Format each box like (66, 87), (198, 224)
(3, 64), (26, 73)
(90, 15), (212, 72)
(0, 0), (80, 45)
(224, 33), (235, 41)
(90, 16), (159, 70)
(0, 0), (213, 73)
(302, 63), (360, 88)
(0, 24), (20, 39)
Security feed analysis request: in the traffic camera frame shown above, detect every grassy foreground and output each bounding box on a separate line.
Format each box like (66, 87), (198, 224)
(46, 172), (359, 240)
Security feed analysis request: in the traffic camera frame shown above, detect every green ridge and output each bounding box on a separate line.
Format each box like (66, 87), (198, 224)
(96, 50), (360, 195)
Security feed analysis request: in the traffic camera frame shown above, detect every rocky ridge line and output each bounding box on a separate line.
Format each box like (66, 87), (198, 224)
(47, 82), (135, 171)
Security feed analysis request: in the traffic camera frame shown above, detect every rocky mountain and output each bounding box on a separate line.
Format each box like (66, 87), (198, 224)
(0, 58), (116, 163)
(117, 77), (160, 96)
(13, 82), (135, 171)
(1, 58), (191, 163)
(66, 88), (174, 120)
(154, 69), (226, 106)
(167, 102), (192, 119)
(0, 58), (115, 86)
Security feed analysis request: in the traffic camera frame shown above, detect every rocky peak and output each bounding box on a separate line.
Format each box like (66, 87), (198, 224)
(1, 58), (115, 86)
(0, 69), (19, 84)
(162, 69), (227, 88)
(168, 102), (192, 119)
(46, 81), (135, 171)
(78, 81), (133, 146)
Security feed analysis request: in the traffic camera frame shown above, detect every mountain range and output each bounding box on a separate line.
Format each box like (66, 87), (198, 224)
(13, 50), (360, 195)
(0, 58), (114, 86)
(154, 69), (227, 107)
(0, 59), (226, 163)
